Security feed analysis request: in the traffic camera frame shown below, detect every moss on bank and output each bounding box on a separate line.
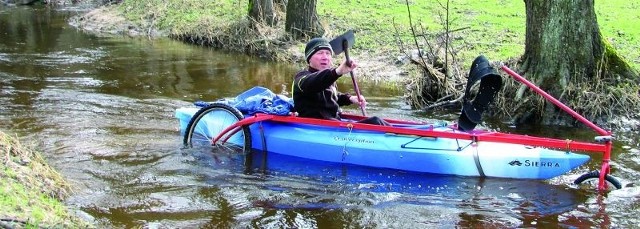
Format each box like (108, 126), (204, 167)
(0, 131), (90, 228)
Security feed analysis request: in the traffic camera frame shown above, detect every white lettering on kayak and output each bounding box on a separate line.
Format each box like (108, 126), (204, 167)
(333, 136), (374, 144)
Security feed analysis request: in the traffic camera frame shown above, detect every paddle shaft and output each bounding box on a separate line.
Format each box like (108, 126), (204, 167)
(342, 40), (367, 116)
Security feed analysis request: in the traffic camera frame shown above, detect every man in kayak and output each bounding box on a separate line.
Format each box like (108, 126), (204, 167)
(292, 37), (389, 125)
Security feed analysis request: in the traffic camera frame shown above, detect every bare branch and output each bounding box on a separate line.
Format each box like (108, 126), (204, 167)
(424, 94), (464, 110)
(405, 0), (428, 68)
(392, 17), (411, 60)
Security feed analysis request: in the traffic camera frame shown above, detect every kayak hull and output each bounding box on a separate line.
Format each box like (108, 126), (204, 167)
(176, 107), (590, 179)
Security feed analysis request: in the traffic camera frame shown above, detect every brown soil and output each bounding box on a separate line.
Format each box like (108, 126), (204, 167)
(69, 6), (163, 38)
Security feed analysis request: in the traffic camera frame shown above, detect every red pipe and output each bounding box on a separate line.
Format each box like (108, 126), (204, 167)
(501, 65), (610, 136)
(501, 65), (613, 191)
(217, 114), (606, 153)
(210, 111), (612, 189)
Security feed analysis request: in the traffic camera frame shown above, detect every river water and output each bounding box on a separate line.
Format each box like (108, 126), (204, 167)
(1, 4), (639, 228)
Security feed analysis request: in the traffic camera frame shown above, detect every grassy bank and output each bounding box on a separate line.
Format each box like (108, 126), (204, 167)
(0, 131), (89, 228)
(112, 0), (639, 74)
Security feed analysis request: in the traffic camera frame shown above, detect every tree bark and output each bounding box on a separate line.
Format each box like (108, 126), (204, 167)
(521, 0), (601, 91)
(274, 0), (287, 11)
(285, 0), (322, 39)
(517, 0), (638, 124)
(248, 0), (276, 26)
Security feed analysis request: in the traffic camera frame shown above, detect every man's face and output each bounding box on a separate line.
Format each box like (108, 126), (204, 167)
(308, 49), (333, 70)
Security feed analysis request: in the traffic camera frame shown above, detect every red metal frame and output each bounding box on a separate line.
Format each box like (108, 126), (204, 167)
(209, 65), (614, 191)
(501, 65), (613, 191)
(215, 113), (607, 153)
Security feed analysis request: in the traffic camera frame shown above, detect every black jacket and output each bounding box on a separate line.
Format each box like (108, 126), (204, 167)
(292, 67), (352, 120)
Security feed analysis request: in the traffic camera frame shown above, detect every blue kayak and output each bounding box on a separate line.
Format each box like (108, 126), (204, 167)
(174, 55), (619, 190)
(175, 103), (592, 180)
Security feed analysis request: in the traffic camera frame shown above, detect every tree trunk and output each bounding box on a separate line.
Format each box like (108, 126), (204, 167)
(517, 0), (638, 124)
(248, 0), (276, 26)
(285, 0), (322, 39)
(521, 0), (602, 85)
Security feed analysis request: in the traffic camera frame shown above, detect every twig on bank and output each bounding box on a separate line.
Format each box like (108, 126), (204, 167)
(424, 93), (464, 110)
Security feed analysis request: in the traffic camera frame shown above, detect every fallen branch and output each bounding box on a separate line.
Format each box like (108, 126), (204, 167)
(424, 93), (464, 110)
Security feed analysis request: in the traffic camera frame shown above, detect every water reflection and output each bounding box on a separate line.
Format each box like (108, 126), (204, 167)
(171, 150), (585, 228)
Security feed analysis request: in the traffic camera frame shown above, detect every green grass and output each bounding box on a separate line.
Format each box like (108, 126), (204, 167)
(115, 0), (639, 71)
(317, 0), (638, 70)
(1, 178), (63, 226)
(595, 0), (640, 70)
(118, 0), (247, 34)
(317, 0), (528, 67)
(0, 132), (89, 228)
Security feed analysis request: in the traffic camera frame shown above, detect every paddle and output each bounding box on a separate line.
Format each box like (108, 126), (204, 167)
(330, 30), (367, 116)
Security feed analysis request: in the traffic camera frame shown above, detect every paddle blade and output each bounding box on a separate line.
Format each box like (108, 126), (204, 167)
(457, 55), (502, 131)
(330, 30), (355, 55)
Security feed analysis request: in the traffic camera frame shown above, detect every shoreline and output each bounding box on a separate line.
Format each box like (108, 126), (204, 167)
(67, 4), (640, 132)
(68, 5), (413, 86)
(0, 131), (90, 228)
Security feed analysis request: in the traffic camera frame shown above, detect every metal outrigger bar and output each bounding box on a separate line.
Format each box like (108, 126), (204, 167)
(500, 65), (614, 191)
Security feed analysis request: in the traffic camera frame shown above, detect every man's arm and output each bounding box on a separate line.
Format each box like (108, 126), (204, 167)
(294, 68), (341, 93)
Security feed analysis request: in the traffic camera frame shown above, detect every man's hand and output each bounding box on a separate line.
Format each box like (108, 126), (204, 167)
(335, 59), (357, 75)
(349, 95), (367, 107)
